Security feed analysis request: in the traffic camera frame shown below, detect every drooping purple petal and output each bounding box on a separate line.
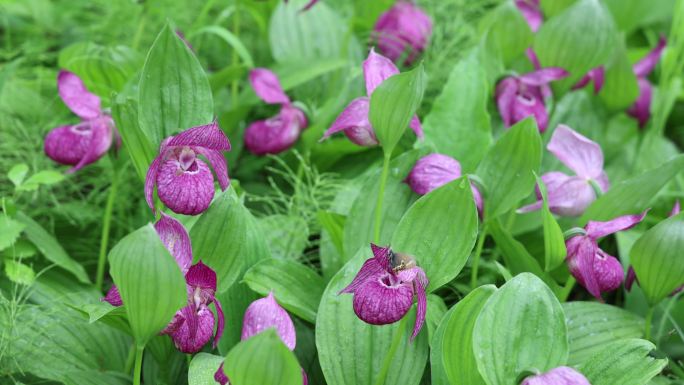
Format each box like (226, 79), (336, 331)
(515, 0), (543, 33)
(249, 68), (290, 105)
(406, 153), (462, 195)
(167, 121), (231, 151)
(363, 48), (400, 96)
(633, 37), (667, 77)
(241, 292), (297, 350)
(372, 1), (432, 64)
(245, 105), (307, 155)
(409, 115), (424, 138)
(510, 89), (549, 132)
(585, 211), (647, 239)
(301, 0), (318, 11)
(154, 213), (193, 273)
(44, 124), (93, 166)
(527, 48), (541, 70)
(214, 363), (229, 385)
(167, 304), (215, 354)
(411, 269), (428, 340)
(546, 176), (598, 217)
(625, 266), (638, 291)
(573, 66), (606, 94)
(547, 125), (604, 179)
(352, 274), (414, 325)
(195, 147), (230, 191)
(627, 78), (653, 128)
(519, 68), (569, 86)
(213, 297), (225, 348)
(371, 243), (393, 274)
(103, 285), (122, 306)
(521, 366), (591, 385)
(321, 97), (378, 146)
(593, 249), (625, 293)
(57, 70), (101, 120)
(671, 200), (681, 216)
(566, 235), (602, 299)
(495, 78), (519, 127)
(156, 157), (216, 215)
(68, 116), (115, 173)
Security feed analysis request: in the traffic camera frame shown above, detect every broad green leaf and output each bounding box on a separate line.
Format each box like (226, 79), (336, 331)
(430, 302), (451, 385)
(1, 239), (37, 259)
(422, 50), (492, 171)
(0, 215), (25, 251)
(473, 273), (568, 385)
(138, 23), (213, 145)
(190, 26), (254, 67)
(426, 294), (447, 346)
(534, 0), (618, 92)
(599, 42), (639, 110)
(259, 215), (309, 260)
(224, 329), (302, 385)
(189, 353), (224, 385)
(73, 302), (131, 334)
(317, 210), (346, 259)
(631, 213), (684, 305)
(540, 0), (576, 17)
(108, 224), (186, 346)
(191, 189), (270, 293)
(16, 212), (90, 283)
(5, 259), (35, 285)
(243, 258), (325, 323)
(536, 175), (567, 271)
(580, 154), (684, 223)
(391, 177), (479, 291)
(604, 0), (675, 32)
(8, 163), (28, 186)
(19, 170), (64, 190)
(112, 95), (156, 182)
(563, 302), (644, 365)
(479, 2), (534, 65)
(369, 64), (427, 155)
(579, 339), (667, 385)
(316, 252), (428, 385)
(476, 118), (542, 218)
(442, 285), (497, 385)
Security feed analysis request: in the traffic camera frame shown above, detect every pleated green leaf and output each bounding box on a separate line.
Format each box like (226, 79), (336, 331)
(316, 251), (429, 385)
(224, 329), (302, 385)
(442, 285), (497, 385)
(138, 23), (213, 145)
(631, 212), (684, 305)
(563, 302), (644, 365)
(479, 2), (534, 65)
(108, 224), (186, 346)
(426, 294), (448, 346)
(111, 95), (156, 182)
(473, 273), (568, 385)
(476, 118), (542, 218)
(536, 175), (567, 271)
(580, 154), (684, 223)
(391, 177), (479, 291)
(369, 63), (427, 155)
(243, 258), (326, 323)
(579, 339), (667, 385)
(188, 353), (224, 385)
(598, 42), (639, 110)
(540, 0), (576, 18)
(191, 189), (271, 293)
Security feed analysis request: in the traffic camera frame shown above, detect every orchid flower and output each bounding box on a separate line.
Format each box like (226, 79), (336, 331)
(322, 49), (423, 146)
(495, 53), (568, 132)
(405, 153), (483, 215)
(339, 244), (428, 340)
(519, 125), (609, 217)
(372, 1), (432, 64)
(244, 68), (308, 155)
(573, 66), (606, 94)
(44, 70), (116, 173)
(628, 37), (667, 127)
(566, 211), (647, 300)
(515, 0), (542, 33)
(103, 214), (224, 354)
(521, 367), (591, 385)
(145, 122), (231, 215)
(213, 292), (308, 385)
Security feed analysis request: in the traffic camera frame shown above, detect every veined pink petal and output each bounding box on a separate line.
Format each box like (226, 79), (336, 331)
(102, 285), (122, 306)
(593, 249), (625, 293)
(409, 115), (424, 138)
(214, 363), (229, 385)
(195, 147), (230, 190)
(625, 265), (638, 291)
(168, 304), (215, 354)
(67, 116), (114, 173)
(573, 66), (605, 94)
(515, 0), (543, 33)
(339, 257), (386, 294)
(44, 124), (92, 166)
(241, 292), (296, 351)
(167, 121), (231, 151)
(566, 236), (602, 299)
(371, 243), (393, 274)
(495, 78), (519, 127)
(156, 157), (216, 215)
(57, 70), (101, 120)
(406, 153), (462, 195)
(301, 0), (319, 11)
(671, 200), (681, 216)
(363, 48), (400, 96)
(145, 154), (163, 212)
(546, 176), (597, 217)
(633, 37), (667, 77)
(547, 125), (604, 179)
(186, 261), (218, 297)
(372, 1), (432, 64)
(510, 90), (549, 132)
(249, 68), (290, 105)
(519, 68), (569, 86)
(213, 297), (225, 348)
(627, 78), (653, 128)
(585, 211), (647, 239)
(527, 48), (541, 70)
(245, 105), (307, 155)
(352, 275), (414, 325)
(154, 213), (193, 272)
(321, 97), (377, 146)
(411, 268), (428, 340)
(521, 366), (591, 385)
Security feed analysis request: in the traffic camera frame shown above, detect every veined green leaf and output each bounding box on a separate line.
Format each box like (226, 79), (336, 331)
(8, 163), (28, 187)
(5, 259), (35, 285)
(112, 95), (156, 182)
(604, 0), (675, 32)
(599, 41), (639, 110)
(190, 26), (254, 67)
(540, 0), (577, 18)
(536, 175), (567, 271)
(479, 1), (534, 65)
(426, 294), (447, 347)
(189, 353), (224, 385)
(0, 215), (25, 251)
(579, 339), (667, 385)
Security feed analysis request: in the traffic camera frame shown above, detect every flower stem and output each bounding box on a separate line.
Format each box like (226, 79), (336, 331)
(231, 0), (241, 104)
(373, 154), (391, 243)
(96, 165), (119, 292)
(373, 315), (408, 385)
(133, 345), (144, 385)
(645, 306), (655, 341)
(470, 224), (488, 289)
(124, 343), (136, 374)
(558, 276), (576, 302)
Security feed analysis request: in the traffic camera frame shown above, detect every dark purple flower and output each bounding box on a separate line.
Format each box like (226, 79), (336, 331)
(573, 66), (606, 94)
(495, 55), (568, 132)
(322, 49), (423, 146)
(245, 68), (308, 155)
(521, 366), (591, 385)
(566, 212), (647, 300)
(628, 37), (667, 127)
(519, 125), (608, 217)
(145, 122), (231, 215)
(372, 1), (432, 64)
(340, 244), (428, 340)
(515, 0), (542, 32)
(44, 70), (116, 173)
(406, 153), (483, 215)
(283, 0), (318, 11)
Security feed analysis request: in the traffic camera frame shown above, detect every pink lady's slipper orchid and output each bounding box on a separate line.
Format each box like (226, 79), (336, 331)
(339, 244), (428, 339)
(372, 1), (432, 64)
(44, 70), (116, 173)
(519, 125), (609, 217)
(521, 367), (591, 385)
(566, 211), (647, 300)
(405, 153), (483, 214)
(104, 214), (224, 354)
(495, 54), (568, 132)
(322, 49), (423, 146)
(628, 37), (667, 127)
(244, 68), (308, 156)
(573, 66), (606, 94)
(515, 0), (542, 32)
(145, 122), (231, 215)
(213, 292), (308, 385)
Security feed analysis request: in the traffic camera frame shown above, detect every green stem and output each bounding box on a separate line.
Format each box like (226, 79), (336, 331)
(96, 166), (119, 291)
(373, 316), (408, 385)
(645, 306), (655, 341)
(231, 0), (242, 104)
(133, 345), (144, 385)
(131, 8), (147, 51)
(373, 155), (391, 243)
(558, 276), (576, 302)
(470, 224), (488, 289)
(124, 343), (136, 374)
